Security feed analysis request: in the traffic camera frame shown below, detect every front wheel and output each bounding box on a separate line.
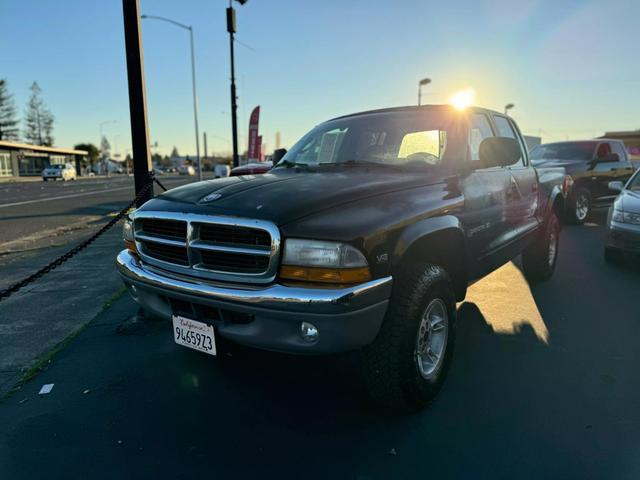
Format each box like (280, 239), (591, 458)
(522, 211), (560, 282)
(360, 264), (456, 413)
(567, 188), (590, 225)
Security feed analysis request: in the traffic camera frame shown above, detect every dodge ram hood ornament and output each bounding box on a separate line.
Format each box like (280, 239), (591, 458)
(200, 192), (222, 203)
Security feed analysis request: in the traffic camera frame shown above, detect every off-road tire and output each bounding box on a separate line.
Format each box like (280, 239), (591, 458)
(567, 187), (591, 225)
(360, 264), (456, 413)
(522, 211), (560, 282)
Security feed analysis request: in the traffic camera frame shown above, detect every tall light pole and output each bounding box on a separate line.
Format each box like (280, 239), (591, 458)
(504, 103), (515, 115)
(418, 77), (431, 106)
(141, 14), (202, 181)
(227, 0), (248, 168)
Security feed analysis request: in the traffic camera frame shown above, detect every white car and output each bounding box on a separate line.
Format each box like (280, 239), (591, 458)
(178, 165), (196, 176)
(42, 163), (77, 181)
(214, 164), (231, 178)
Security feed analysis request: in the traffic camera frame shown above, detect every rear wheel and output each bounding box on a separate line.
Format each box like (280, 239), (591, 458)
(360, 264), (456, 413)
(568, 187), (590, 225)
(522, 211), (560, 282)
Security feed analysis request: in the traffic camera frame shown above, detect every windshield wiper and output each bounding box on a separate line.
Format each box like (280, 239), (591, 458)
(277, 160), (310, 169)
(337, 160), (394, 167)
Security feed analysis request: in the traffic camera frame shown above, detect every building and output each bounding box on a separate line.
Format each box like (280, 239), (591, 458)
(599, 130), (640, 166)
(0, 141), (88, 178)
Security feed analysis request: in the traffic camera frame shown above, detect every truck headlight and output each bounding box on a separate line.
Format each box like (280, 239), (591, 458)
(122, 218), (137, 252)
(613, 209), (640, 225)
(280, 239), (371, 284)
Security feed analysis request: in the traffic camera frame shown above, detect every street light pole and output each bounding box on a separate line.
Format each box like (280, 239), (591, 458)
(141, 14), (202, 181)
(418, 77), (431, 106)
(504, 103), (515, 115)
(227, 5), (239, 168)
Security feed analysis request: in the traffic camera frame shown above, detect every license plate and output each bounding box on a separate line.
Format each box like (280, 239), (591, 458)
(172, 315), (216, 356)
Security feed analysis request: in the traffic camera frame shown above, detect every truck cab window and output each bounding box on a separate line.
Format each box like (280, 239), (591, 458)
(469, 114), (493, 161)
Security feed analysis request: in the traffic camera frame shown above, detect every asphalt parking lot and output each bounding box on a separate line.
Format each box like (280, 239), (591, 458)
(1, 209), (639, 479)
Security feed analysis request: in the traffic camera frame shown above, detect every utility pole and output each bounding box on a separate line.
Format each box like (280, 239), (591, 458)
(203, 131), (208, 162)
(227, 4), (240, 168)
(122, 0), (153, 206)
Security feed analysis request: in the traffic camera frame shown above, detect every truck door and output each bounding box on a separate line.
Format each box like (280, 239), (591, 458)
(493, 115), (539, 253)
(458, 112), (512, 279)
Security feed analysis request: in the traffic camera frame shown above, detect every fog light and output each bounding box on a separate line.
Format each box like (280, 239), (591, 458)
(300, 322), (319, 342)
(128, 284), (138, 299)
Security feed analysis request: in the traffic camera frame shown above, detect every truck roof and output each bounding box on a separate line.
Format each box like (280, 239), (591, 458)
(328, 104), (498, 122)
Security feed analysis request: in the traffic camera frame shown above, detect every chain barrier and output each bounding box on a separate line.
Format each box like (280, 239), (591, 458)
(0, 174), (167, 303)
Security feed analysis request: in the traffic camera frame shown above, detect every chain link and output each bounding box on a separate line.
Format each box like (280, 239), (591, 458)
(0, 174), (166, 302)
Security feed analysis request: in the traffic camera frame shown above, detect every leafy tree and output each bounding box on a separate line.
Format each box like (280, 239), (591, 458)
(23, 82), (55, 146)
(0, 79), (20, 141)
(100, 135), (111, 159)
(74, 143), (99, 168)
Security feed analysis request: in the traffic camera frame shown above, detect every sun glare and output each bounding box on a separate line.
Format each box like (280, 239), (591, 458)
(448, 87), (476, 110)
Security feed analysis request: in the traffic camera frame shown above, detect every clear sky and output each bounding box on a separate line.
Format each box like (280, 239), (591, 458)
(1, 0), (639, 156)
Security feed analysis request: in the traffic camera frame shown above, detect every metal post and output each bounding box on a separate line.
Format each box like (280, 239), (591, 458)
(189, 28), (202, 181)
(203, 131), (208, 161)
(227, 6), (240, 168)
(122, 0), (153, 206)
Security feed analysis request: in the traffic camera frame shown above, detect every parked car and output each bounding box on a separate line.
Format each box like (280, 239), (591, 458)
(214, 164), (231, 178)
(178, 165), (196, 176)
(229, 161), (273, 177)
(117, 105), (567, 412)
(530, 139), (636, 224)
(42, 163), (76, 181)
(605, 170), (640, 262)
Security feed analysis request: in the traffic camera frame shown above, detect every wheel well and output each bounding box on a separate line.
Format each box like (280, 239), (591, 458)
(552, 193), (564, 219)
(395, 229), (468, 302)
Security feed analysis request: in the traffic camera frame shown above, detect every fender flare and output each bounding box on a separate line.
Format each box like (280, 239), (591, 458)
(391, 215), (469, 300)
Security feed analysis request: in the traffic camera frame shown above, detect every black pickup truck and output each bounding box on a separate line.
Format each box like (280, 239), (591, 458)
(530, 139), (636, 224)
(117, 105), (567, 411)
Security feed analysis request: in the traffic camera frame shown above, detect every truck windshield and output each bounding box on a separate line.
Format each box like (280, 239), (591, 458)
(530, 142), (597, 161)
(277, 109), (466, 169)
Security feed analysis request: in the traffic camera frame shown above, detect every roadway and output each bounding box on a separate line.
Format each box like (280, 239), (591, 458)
(1, 209), (639, 479)
(0, 174), (206, 253)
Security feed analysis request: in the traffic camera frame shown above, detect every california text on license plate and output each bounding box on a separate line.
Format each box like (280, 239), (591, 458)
(172, 315), (217, 356)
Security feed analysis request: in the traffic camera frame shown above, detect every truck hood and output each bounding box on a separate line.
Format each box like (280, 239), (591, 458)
(140, 167), (443, 225)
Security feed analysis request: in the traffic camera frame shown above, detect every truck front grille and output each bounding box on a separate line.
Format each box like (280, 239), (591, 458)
(132, 212), (280, 284)
(140, 241), (189, 265)
(140, 218), (187, 240)
(198, 223), (271, 247)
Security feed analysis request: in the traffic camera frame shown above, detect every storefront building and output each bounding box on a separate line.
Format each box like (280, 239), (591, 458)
(0, 141), (87, 178)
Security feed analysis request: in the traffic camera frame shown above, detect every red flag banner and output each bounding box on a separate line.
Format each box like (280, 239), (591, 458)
(247, 106), (260, 161)
(257, 135), (263, 162)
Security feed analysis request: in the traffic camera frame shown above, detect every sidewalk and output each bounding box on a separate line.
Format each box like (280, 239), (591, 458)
(0, 228), (126, 397)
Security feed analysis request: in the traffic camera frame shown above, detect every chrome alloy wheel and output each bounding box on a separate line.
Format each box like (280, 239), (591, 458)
(575, 194), (589, 221)
(548, 223), (558, 267)
(415, 298), (449, 380)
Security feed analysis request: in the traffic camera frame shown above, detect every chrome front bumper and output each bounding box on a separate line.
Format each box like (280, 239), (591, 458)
(116, 250), (392, 353)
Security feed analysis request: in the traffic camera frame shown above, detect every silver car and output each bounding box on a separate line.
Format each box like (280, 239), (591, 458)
(605, 170), (640, 262)
(42, 163), (77, 181)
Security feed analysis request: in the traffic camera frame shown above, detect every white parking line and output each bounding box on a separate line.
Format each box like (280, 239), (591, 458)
(0, 186), (134, 209)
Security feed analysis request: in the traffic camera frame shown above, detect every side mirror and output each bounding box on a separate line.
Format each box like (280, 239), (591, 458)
(478, 137), (521, 169)
(608, 181), (624, 192)
(272, 148), (287, 165)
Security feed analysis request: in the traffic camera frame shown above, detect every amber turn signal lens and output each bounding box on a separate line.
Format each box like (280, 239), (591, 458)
(280, 265), (371, 284)
(124, 239), (137, 254)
